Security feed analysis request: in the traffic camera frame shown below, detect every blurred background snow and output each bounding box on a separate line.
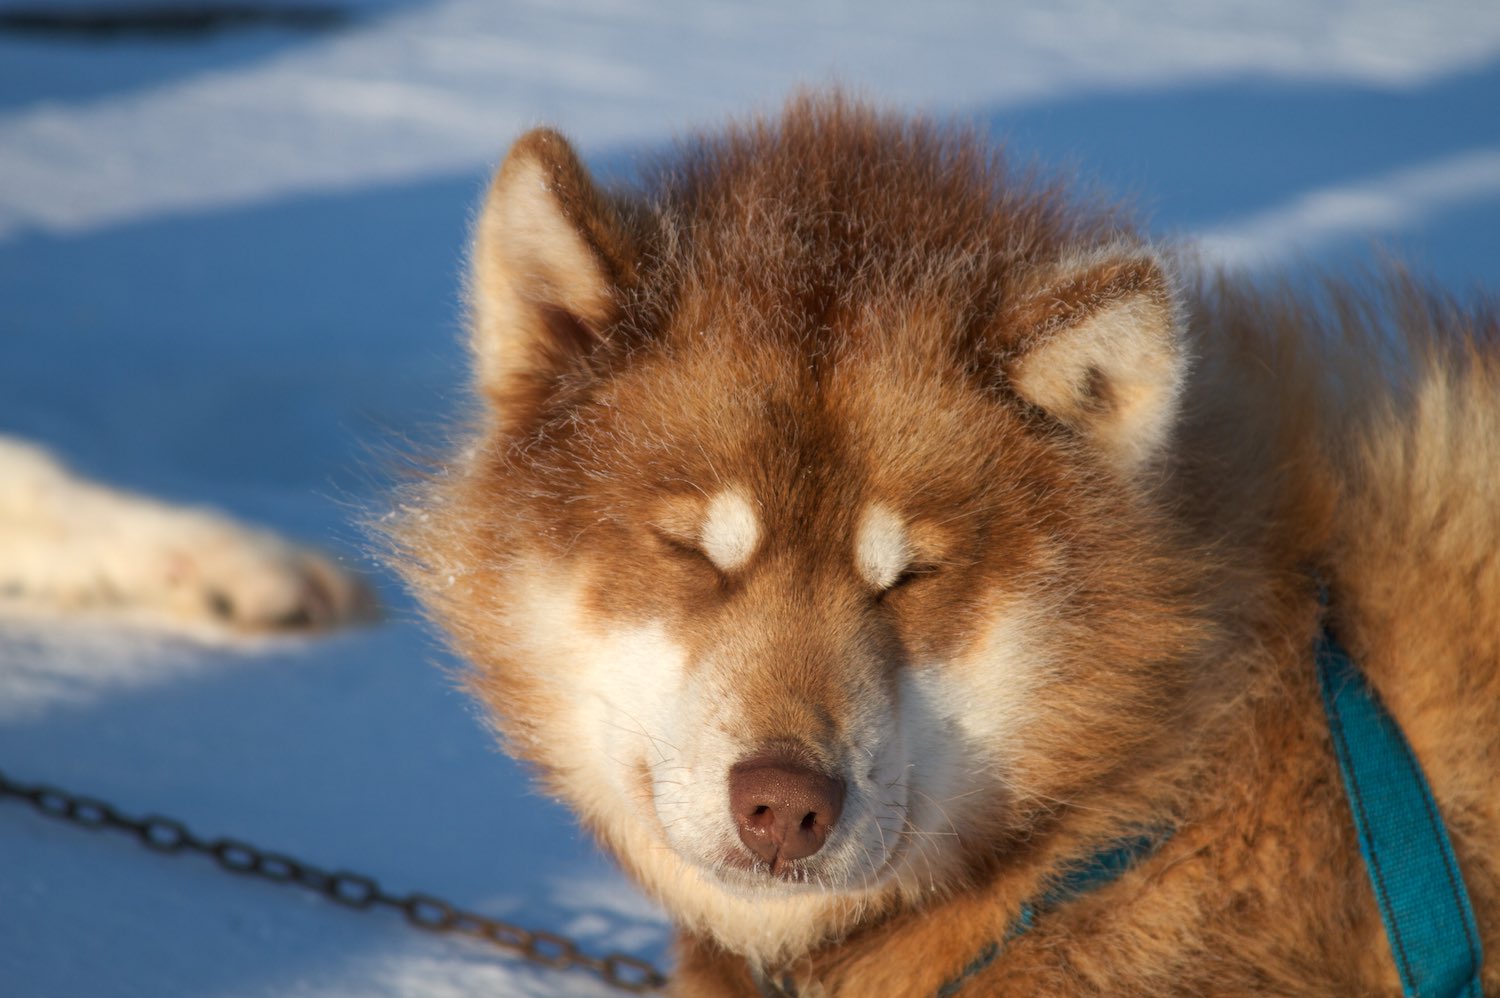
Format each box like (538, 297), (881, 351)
(1, 1), (1497, 994)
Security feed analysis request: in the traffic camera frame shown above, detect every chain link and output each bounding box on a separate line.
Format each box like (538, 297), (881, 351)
(0, 768), (667, 993)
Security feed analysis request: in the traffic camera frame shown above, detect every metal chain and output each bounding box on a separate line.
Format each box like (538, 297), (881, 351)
(0, 768), (667, 993)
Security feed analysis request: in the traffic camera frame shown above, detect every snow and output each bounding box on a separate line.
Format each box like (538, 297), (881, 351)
(5, 0), (1500, 240)
(1197, 146), (1500, 268)
(1, 1), (1497, 994)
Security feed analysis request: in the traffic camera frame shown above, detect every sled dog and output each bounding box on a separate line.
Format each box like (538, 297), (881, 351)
(391, 95), (1499, 994)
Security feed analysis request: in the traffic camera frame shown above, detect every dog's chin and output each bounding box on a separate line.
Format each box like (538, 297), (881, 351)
(690, 840), (904, 899)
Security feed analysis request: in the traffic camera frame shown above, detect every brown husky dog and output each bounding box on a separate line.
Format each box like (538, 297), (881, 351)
(390, 94), (1498, 994)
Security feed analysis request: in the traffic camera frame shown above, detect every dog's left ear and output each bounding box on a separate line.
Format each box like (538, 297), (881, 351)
(469, 128), (637, 431)
(1007, 248), (1187, 474)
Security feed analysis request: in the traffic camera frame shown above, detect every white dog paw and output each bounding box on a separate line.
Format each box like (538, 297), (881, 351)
(147, 517), (380, 633)
(0, 437), (378, 634)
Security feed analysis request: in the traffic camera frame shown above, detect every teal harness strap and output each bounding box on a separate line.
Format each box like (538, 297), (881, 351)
(933, 832), (1164, 995)
(752, 833), (1163, 998)
(1316, 628), (1484, 998)
(1001, 833), (1164, 944)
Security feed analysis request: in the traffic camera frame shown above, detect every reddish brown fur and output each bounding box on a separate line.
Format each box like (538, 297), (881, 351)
(388, 94), (1499, 994)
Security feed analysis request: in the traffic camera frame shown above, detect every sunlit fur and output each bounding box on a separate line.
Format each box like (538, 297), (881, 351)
(388, 94), (1499, 993)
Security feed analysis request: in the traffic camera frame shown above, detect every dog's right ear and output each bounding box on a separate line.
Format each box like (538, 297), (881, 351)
(1005, 247), (1187, 476)
(469, 128), (636, 430)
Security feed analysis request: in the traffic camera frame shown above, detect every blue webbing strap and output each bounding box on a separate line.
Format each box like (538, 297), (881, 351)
(755, 833), (1164, 998)
(1316, 628), (1484, 998)
(1002, 833), (1165, 943)
(934, 832), (1164, 996)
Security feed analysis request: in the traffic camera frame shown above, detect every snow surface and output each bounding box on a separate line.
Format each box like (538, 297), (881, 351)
(1, 1), (1497, 995)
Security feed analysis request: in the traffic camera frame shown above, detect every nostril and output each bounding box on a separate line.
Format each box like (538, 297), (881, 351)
(728, 752), (847, 870)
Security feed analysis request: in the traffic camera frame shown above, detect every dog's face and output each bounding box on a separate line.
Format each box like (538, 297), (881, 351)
(495, 323), (1077, 898)
(397, 106), (1217, 936)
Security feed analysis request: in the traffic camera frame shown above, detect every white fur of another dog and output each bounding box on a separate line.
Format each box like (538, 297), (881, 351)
(0, 435), (370, 634)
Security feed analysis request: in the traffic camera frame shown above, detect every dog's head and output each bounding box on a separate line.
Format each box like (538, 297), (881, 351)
(395, 100), (1221, 954)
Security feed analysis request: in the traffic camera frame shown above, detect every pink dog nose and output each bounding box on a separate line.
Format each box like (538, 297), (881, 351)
(728, 754), (846, 872)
